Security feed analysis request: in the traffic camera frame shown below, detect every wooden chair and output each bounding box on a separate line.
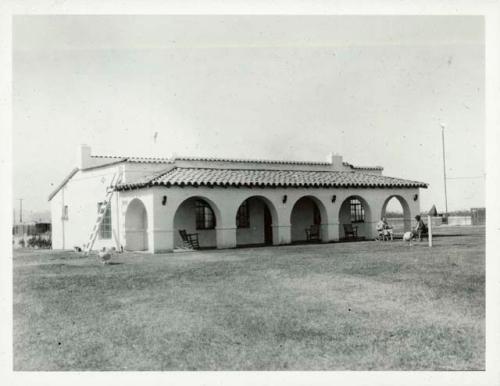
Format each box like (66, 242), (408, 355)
(179, 229), (200, 250)
(343, 223), (359, 240)
(305, 224), (320, 241)
(376, 225), (393, 241)
(376, 228), (387, 241)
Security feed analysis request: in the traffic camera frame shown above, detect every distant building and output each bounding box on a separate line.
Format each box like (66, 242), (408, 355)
(471, 207), (486, 225)
(48, 145), (428, 253)
(12, 222), (51, 237)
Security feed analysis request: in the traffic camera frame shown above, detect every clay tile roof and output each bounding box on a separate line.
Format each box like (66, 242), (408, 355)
(116, 167), (428, 190)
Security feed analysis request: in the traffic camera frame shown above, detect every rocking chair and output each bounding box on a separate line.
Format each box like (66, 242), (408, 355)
(179, 229), (200, 250)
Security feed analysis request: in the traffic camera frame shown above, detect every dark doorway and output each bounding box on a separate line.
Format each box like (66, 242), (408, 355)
(264, 205), (273, 245)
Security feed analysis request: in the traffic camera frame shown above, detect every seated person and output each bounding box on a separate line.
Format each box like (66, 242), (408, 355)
(413, 215), (428, 241)
(376, 217), (393, 240)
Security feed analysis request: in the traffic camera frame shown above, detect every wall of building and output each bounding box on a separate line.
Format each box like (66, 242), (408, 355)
(50, 165), (122, 250)
(121, 162), (173, 184)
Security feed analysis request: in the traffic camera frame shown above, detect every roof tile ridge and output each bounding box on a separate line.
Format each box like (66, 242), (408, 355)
(91, 155), (127, 159)
(91, 154), (174, 162)
(352, 166), (384, 170)
(147, 165), (178, 181)
(174, 155), (331, 165)
(171, 166), (345, 173)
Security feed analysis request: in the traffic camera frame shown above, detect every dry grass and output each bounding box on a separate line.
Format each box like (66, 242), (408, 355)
(13, 226), (484, 370)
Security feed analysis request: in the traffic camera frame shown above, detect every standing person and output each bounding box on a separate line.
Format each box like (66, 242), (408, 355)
(414, 215), (427, 241)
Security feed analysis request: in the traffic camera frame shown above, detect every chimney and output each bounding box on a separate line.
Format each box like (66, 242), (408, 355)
(326, 152), (343, 171)
(77, 144), (91, 169)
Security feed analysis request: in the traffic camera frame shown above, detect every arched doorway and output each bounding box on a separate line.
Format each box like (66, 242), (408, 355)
(381, 195), (412, 233)
(338, 196), (372, 240)
(235, 196), (278, 247)
(290, 196), (326, 243)
(173, 197), (220, 249)
(124, 198), (148, 251)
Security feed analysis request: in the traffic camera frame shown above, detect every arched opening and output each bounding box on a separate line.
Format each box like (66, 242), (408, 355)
(173, 197), (220, 249)
(235, 196), (278, 247)
(381, 195), (412, 234)
(124, 198), (148, 251)
(290, 196), (326, 243)
(338, 195), (372, 240)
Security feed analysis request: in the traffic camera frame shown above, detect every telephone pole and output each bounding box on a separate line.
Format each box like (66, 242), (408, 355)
(18, 198), (23, 223)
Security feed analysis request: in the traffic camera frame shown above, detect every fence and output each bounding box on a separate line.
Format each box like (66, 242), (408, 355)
(386, 215), (476, 229)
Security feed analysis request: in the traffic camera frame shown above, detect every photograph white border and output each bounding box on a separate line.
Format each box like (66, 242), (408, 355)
(1, 1), (498, 385)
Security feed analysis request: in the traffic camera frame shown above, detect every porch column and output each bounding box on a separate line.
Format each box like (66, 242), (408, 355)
(216, 226), (237, 249)
(150, 189), (176, 253)
(150, 229), (174, 253)
(272, 223), (291, 245)
(321, 222), (339, 242)
(215, 208), (237, 249)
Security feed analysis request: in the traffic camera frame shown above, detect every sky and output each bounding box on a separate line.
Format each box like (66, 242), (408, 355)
(12, 15), (484, 220)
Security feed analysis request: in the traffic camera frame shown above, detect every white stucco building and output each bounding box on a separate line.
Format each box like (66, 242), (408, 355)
(49, 145), (427, 253)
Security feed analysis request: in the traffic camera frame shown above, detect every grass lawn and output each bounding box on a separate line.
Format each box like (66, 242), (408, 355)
(13, 226), (485, 371)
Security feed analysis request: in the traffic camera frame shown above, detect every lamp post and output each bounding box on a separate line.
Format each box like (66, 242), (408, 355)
(18, 198), (23, 223)
(440, 123), (448, 216)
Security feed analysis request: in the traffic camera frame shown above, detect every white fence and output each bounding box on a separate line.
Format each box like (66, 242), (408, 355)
(446, 216), (472, 226)
(386, 216), (472, 230)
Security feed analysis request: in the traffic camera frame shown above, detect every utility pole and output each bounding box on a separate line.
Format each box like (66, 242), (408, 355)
(18, 198), (23, 223)
(440, 123), (449, 215)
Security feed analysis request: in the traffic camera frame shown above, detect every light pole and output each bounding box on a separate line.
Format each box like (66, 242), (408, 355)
(440, 123), (448, 216)
(18, 198), (23, 223)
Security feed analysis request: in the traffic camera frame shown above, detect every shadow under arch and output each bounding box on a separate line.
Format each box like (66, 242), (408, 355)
(380, 194), (412, 233)
(289, 195), (328, 242)
(124, 198), (149, 251)
(234, 195), (279, 246)
(172, 195), (222, 249)
(338, 195), (372, 240)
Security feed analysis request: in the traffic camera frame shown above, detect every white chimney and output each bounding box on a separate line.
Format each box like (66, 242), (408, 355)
(326, 152), (343, 170)
(77, 144), (91, 169)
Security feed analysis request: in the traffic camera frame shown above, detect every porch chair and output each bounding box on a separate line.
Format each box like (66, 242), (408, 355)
(305, 224), (321, 242)
(343, 223), (359, 240)
(178, 229), (200, 250)
(376, 225), (393, 241)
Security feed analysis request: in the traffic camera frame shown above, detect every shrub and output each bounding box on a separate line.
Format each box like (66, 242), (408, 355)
(27, 236), (51, 249)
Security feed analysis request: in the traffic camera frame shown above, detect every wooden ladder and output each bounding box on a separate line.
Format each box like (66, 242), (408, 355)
(83, 172), (122, 255)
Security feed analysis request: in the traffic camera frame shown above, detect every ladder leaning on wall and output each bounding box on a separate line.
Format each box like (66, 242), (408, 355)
(83, 172), (122, 255)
